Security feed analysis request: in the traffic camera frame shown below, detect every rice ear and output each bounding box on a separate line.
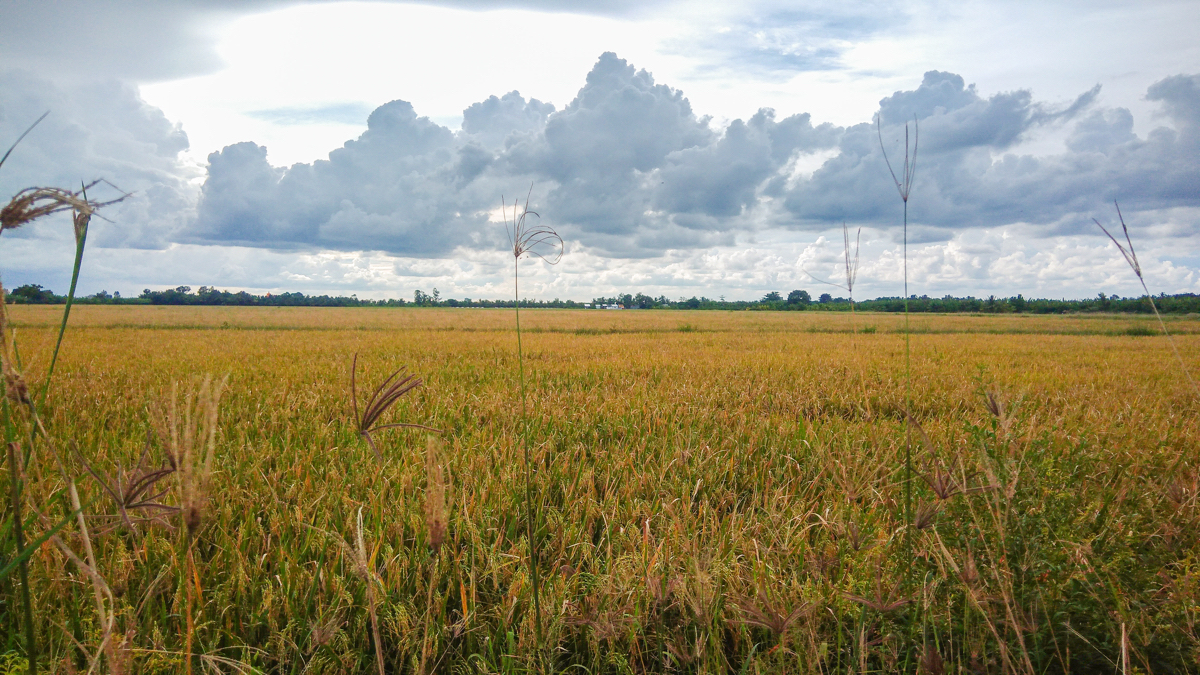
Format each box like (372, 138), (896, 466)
(424, 435), (447, 552)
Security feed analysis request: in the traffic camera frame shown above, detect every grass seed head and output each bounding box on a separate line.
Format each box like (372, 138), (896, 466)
(149, 374), (228, 538)
(75, 439), (178, 537)
(0, 182), (128, 238)
(504, 184), (562, 265)
(351, 353), (438, 463)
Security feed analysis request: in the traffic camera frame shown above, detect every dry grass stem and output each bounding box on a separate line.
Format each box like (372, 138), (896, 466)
(1094, 201), (1198, 396)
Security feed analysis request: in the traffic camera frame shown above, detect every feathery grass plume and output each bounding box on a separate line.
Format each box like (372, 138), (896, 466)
(74, 439), (178, 536)
(350, 353), (439, 462)
(804, 222), (874, 416)
(502, 184), (562, 650)
(149, 375), (228, 538)
(355, 508), (386, 675)
(1094, 201), (1198, 396)
(804, 222), (861, 308)
(149, 375), (225, 675)
(0, 114), (128, 675)
(877, 113), (919, 565)
(731, 590), (808, 643)
(0, 180), (129, 409)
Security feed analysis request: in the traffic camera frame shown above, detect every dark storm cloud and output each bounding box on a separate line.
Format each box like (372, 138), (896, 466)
(186, 58), (1200, 257)
(0, 71), (195, 248)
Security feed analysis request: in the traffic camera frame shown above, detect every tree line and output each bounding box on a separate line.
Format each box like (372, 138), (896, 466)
(7, 283), (1200, 314)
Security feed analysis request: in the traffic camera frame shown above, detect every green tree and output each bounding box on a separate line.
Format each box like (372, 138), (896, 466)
(787, 290), (811, 306)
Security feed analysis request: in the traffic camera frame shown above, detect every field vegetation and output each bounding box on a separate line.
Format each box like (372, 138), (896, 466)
(2, 305), (1198, 673)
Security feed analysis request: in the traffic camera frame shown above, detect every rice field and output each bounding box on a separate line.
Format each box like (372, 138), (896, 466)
(3, 305), (1199, 674)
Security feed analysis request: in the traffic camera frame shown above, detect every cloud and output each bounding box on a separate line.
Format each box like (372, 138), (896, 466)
(8, 50), (1198, 301)
(779, 70), (1200, 236)
(0, 70), (197, 249)
(245, 103), (376, 126)
(183, 58), (1200, 262)
(661, 4), (908, 80)
(0, 0), (668, 85)
(192, 98), (497, 255)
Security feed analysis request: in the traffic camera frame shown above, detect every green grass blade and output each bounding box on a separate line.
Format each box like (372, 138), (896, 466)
(39, 193), (89, 410)
(0, 501), (82, 582)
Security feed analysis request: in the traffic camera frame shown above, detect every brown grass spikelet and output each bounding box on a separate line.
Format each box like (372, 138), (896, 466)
(351, 353), (439, 462)
(75, 439), (178, 536)
(0, 182), (128, 236)
(731, 590), (808, 640)
(424, 434), (448, 552)
(149, 374), (228, 538)
(4, 368), (29, 405)
(913, 501), (941, 530)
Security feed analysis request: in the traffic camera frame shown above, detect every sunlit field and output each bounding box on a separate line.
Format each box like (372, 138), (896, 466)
(4, 306), (1199, 673)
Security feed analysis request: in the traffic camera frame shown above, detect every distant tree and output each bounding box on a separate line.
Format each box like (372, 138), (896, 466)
(787, 290), (811, 306)
(684, 296), (701, 309)
(819, 292), (833, 304)
(762, 291), (783, 303)
(10, 284), (60, 304)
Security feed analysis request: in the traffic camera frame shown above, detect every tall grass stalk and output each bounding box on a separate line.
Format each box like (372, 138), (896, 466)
(1094, 201), (1198, 396)
(805, 223), (870, 413)
(878, 114), (918, 530)
(503, 186), (562, 652)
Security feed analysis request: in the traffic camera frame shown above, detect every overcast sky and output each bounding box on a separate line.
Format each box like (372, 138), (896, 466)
(1, 0), (1198, 301)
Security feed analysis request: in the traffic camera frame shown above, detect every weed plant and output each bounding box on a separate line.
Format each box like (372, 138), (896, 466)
(503, 186), (562, 656)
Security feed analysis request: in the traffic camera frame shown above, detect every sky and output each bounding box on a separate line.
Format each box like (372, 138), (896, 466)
(1, 0), (1198, 302)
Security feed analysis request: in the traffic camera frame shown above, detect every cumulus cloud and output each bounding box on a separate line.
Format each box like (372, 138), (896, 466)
(0, 70), (197, 249)
(779, 70), (1200, 237)
(185, 56), (1200, 262)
